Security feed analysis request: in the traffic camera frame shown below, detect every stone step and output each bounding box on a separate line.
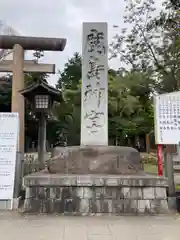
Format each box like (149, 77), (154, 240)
(23, 173), (169, 214)
(173, 165), (180, 171)
(174, 173), (180, 184)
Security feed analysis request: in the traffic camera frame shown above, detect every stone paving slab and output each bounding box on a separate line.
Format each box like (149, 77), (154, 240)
(0, 211), (180, 239)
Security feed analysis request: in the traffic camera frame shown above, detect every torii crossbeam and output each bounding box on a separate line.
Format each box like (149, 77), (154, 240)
(0, 60), (55, 73)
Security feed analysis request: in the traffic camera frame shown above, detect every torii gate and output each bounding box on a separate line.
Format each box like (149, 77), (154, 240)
(0, 35), (66, 154)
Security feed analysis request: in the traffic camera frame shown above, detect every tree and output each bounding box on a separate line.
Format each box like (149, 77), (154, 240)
(25, 72), (48, 86)
(110, 0), (158, 72)
(153, 5), (180, 92)
(52, 82), (81, 146)
(53, 52), (82, 145)
(170, 0), (180, 9)
(0, 75), (12, 112)
(0, 71), (48, 114)
(56, 52), (81, 90)
(108, 0), (180, 148)
(110, 0), (180, 94)
(108, 71), (154, 144)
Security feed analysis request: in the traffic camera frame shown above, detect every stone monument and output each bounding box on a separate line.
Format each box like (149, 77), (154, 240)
(23, 23), (169, 215)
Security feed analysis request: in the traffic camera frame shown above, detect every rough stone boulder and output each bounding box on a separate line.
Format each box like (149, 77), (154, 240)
(47, 146), (144, 174)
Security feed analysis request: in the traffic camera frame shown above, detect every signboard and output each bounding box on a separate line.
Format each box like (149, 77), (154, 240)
(81, 22), (108, 145)
(154, 91), (180, 144)
(0, 113), (19, 200)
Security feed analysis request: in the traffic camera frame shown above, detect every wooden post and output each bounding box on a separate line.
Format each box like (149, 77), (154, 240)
(166, 145), (176, 196)
(146, 133), (150, 153)
(166, 146), (177, 210)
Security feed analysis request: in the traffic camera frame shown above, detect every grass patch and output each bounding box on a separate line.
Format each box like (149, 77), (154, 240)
(142, 153), (180, 191)
(140, 152), (157, 165)
(143, 163), (158, 175)
(140, 152), (158, 175)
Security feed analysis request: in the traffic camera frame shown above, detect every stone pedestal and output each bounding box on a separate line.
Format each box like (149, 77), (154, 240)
(47, 146), (143, 174)
(23, 172), (169, 214)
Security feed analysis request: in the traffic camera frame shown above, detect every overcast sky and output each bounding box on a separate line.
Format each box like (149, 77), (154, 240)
(0, 0), (164, 86)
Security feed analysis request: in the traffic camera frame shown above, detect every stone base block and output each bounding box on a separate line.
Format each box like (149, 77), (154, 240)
(0, 197), (20, 210)
(23, 172), (169, 215)
(48, 146), (143, 174)
(168, 197), (177, 210)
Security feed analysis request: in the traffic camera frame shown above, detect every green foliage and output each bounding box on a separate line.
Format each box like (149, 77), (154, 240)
(54, 66), (155, 145)
(0, 71), (51, 148)
(54, 53), (82, 145)
(52, 84), (81, 145)
(25, 73), (48, 86)
(108, 71), (154, 142)
(110, 0), (180, 94)
(56, 52), (81, 90)
(0, 75), (12, 112)
(170, 0), (180, 9)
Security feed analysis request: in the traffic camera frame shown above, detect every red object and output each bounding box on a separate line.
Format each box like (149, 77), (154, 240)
(157, 144), (163, 176)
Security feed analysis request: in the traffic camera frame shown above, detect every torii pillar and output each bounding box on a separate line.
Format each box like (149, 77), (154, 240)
(12, 44), (24, 153)
(0, 35), (67, 154)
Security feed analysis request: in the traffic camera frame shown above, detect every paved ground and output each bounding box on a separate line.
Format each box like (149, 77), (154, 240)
(0, 212), (180, 240)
